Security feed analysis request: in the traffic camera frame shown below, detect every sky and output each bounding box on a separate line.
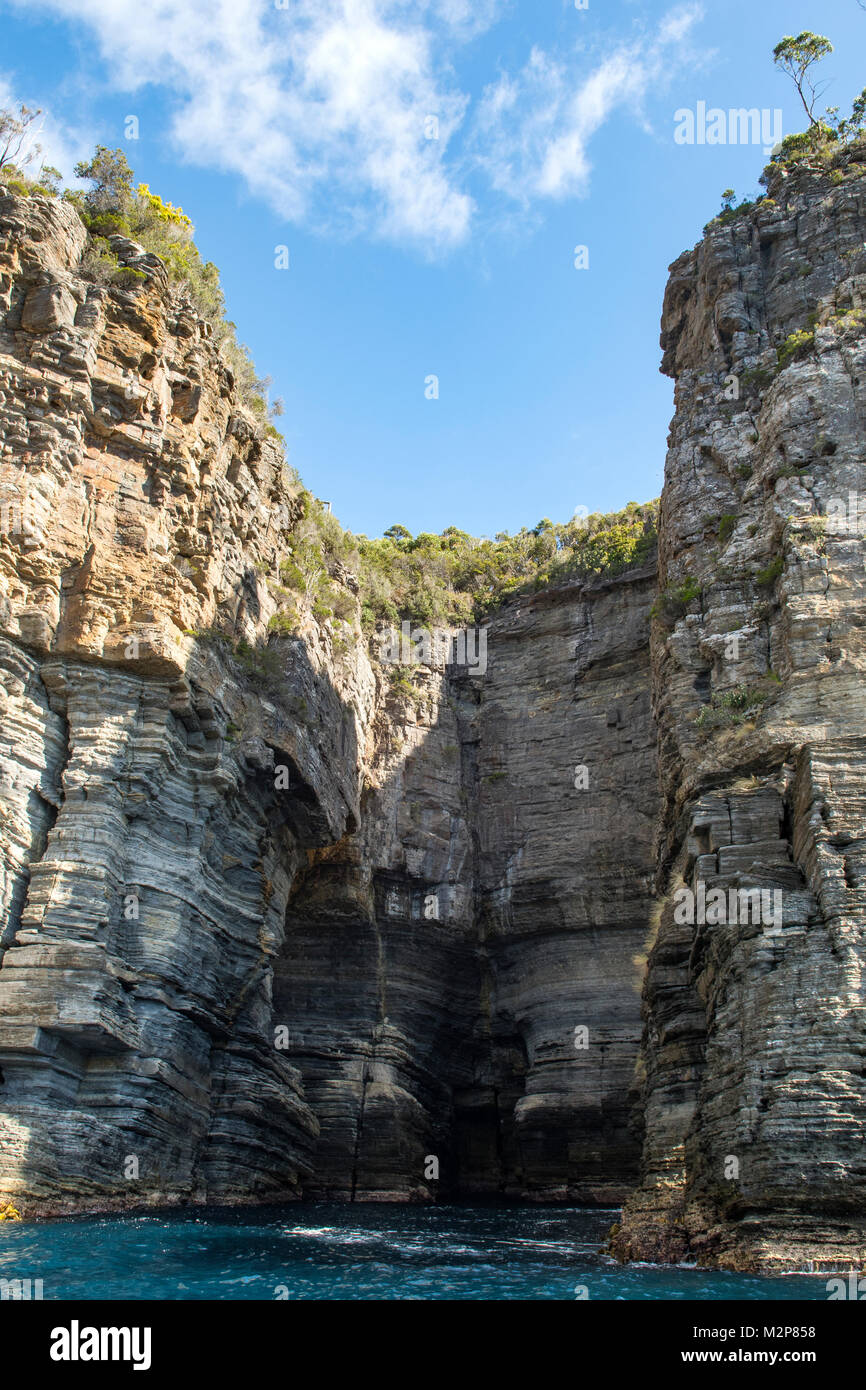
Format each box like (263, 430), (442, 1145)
(1, 0), (864, 538)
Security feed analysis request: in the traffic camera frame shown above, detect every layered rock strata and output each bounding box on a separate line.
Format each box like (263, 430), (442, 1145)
(276, 568), (656, 1202)
(613, 144), (866, 1271)
(1, 141), (865, 1276)
(0, 189), (655, 1212)
(0, 190), (369, 1205)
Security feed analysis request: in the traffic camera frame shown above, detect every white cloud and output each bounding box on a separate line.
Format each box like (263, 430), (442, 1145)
(8, 0), (701, 249)
(12, 0), (481, 249)
(428, 0), (507, 40)
(475, 5), (703, 203)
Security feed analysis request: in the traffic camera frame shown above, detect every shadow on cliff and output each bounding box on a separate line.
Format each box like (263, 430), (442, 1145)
(273, 565), (659, 1208)
(0, 572), (367, 1209)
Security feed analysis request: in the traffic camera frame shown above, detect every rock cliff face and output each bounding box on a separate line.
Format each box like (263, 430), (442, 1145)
(0, 188), (655, 1214)
(0, 144), (865, 1272)
(276, 568), (656, 1203)
(613, 143), (866, 1272)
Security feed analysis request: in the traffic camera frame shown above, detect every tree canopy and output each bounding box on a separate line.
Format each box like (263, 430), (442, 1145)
(773, 32), (834, 125)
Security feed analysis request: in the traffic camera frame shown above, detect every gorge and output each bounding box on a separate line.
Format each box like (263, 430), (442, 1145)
(0, 134), (865, 1277)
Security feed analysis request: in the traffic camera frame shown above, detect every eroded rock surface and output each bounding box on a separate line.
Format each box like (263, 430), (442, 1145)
(1, 144), (865, 1275)
(0, 189), (655, 1213)
(0, 189), (368, 1207)
(276, 570), (657, 1203)
(613, 146), (866, 1272)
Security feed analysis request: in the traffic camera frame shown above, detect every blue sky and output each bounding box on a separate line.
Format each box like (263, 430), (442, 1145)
(2, 0), (864, 538)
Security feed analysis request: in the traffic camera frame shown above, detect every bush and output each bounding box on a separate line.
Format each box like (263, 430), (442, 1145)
(742, 365), (775, 393)
(78, 235), (146, 289)
(331, 590), (356, 623)
(694, 677), (780, 731)
(267, 607), (298, 636)
(718, 514), (737, 546)
(651, 575), (702, 625)
(756, 555), (784, 587)
(704, 199), (755, 235)
(232, 638), (285, 694)
(388, 665), (418, 700)
(352, 501), (658, 630)
(777, 328), (815, 369)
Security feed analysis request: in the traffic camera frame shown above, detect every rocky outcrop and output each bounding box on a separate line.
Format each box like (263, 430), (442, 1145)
(0, 189), (371, 1206)
(276, 567), (657, 1203)
(0, 188), (656, 1212)
(1, 140), (865, 1274)
(613, 143), (866, 1271)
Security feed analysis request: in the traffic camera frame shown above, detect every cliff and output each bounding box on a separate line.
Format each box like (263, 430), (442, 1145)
(0, 139), (865, 1273)
(0, 188), (655, 1212)
(613, 140), (866, 1272)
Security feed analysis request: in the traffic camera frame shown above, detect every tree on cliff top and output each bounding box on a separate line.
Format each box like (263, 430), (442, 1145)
(0, 104), (42, 177)
(762, 31), (866, 180)
(0, 104), (60, 194)
(773, 32), (833, 125)
(73, 145), (135, 227)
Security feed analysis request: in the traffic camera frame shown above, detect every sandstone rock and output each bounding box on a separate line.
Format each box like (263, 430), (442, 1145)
(21, 281), (77, 334)
(0, 192), (655, 1214)
(0, 150), (864, 1275)
(614, 150), (866, 1272)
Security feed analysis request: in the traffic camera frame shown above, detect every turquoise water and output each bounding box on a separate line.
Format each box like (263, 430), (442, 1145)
(0, 1204), (829, 1300)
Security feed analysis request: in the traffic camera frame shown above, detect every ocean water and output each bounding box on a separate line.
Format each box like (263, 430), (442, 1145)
(0, 1203), (829, 1300)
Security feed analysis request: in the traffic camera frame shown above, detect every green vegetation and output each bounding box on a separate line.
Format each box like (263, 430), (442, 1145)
(259, 499), (660, 644)
(741, 365), (775, 394)
(756, 555), (784, 587)
(718, 514), (738, 547)
(777, 327), (815, 369)
(231, 638), (286, 693)
(353, 503), (658, 631)
(1, 162), (61, 198)
(830, 306), (866, 334)
(705, 193), (755, 236)
(760, 79), (866, 182)
(702, 36), (866, 237)
(0, 129), (278, 420)
(388, 666), (419, 700)
(651, 575), (702, 626)
(260, 500), (660, 641)
(272, 491), (358, 633)
(742, 314), (822, 398)
(266, 605), (299, 636)
(694, 678), (779, 731)
(78, 234), (147, 290)
(773, 33), (834, 126)
(0, 103), (61, 196)
(63, 147), (276, 416)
